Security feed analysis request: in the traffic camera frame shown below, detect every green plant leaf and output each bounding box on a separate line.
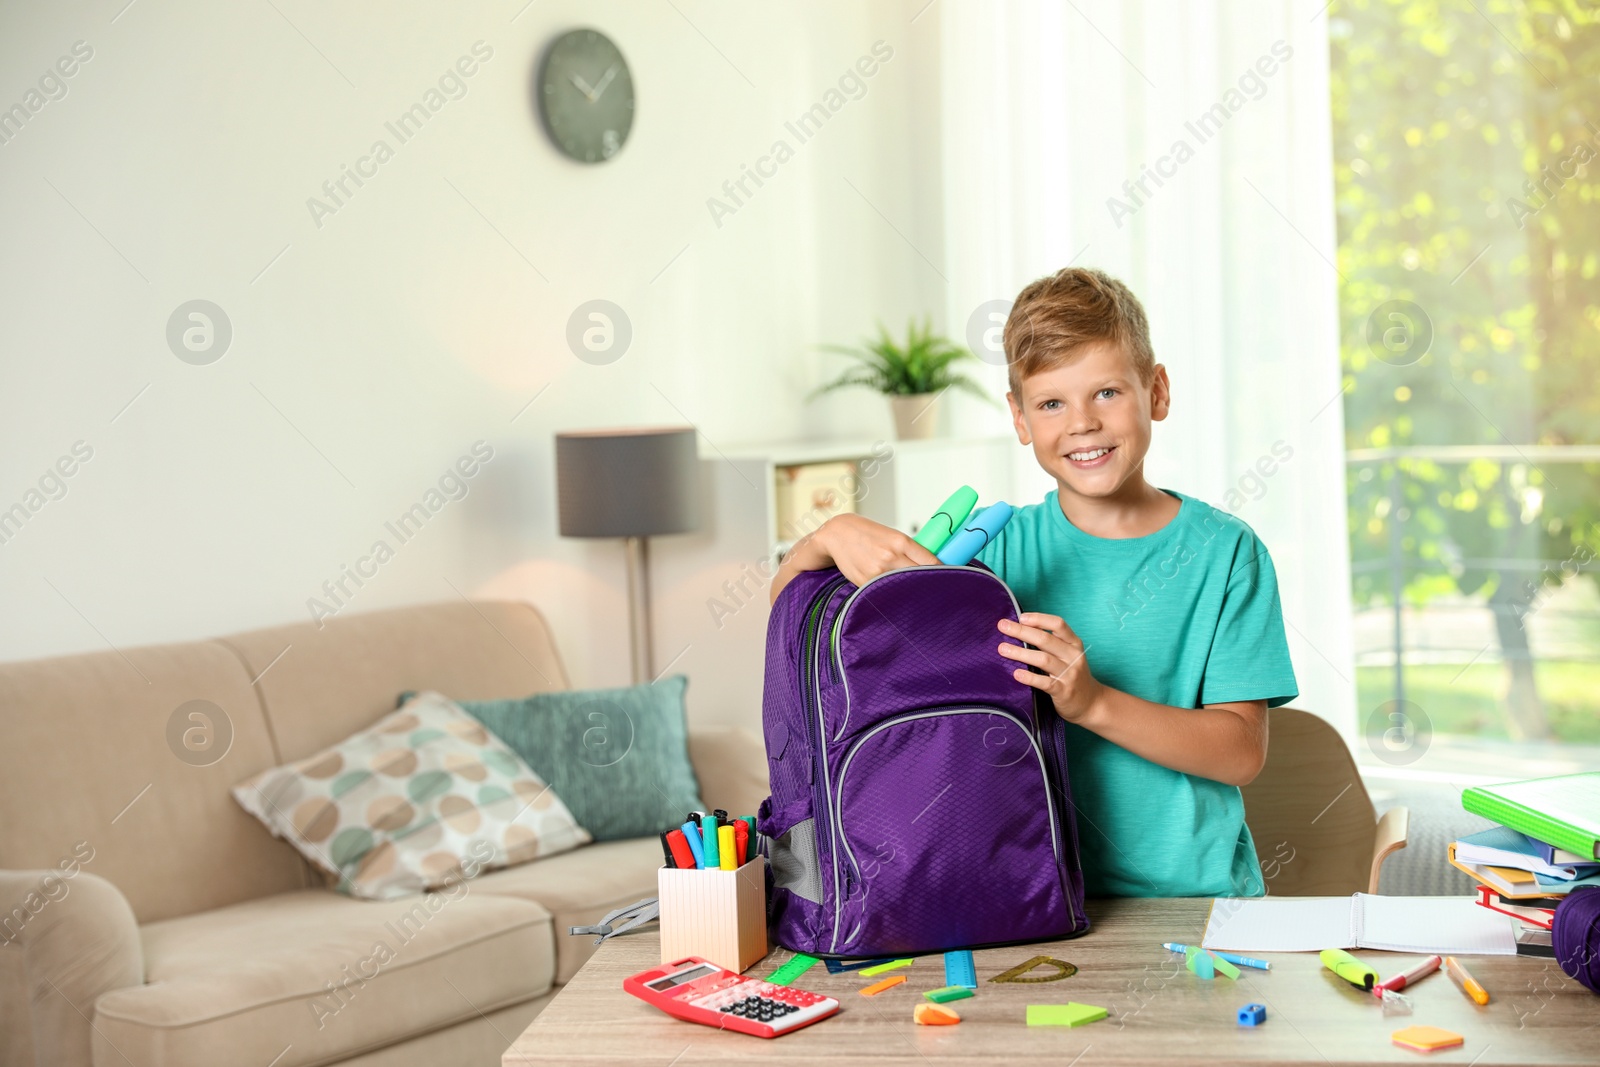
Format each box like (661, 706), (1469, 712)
(809, 318), (998, 405)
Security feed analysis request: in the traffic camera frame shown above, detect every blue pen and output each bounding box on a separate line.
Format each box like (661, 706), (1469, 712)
(680, 820), (706, 869)
(1161, 943), (1270, 971)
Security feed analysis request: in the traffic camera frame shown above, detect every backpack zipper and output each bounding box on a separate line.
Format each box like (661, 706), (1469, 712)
(829, 564), (1027, 743)
(796, 573), (848, 917)
(1039, 702), (1086, 880)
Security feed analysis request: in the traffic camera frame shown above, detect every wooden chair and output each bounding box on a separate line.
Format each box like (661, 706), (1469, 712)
(1241, 707), (1409, 895)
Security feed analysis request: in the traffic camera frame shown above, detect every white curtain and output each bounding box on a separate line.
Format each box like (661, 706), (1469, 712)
(940, 0), (1357, 741)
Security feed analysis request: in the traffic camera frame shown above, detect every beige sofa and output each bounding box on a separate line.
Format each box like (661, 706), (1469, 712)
(0, 600), (768, 1067)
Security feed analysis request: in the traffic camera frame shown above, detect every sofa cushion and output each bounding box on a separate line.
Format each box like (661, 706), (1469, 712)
(91, 888), (552, 1067)
(471, 837), (663, 984)
(233, 691), (590, 900)
(446, 675), (705, 841)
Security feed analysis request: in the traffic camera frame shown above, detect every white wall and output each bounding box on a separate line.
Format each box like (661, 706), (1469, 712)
(0, 0), (945, 728)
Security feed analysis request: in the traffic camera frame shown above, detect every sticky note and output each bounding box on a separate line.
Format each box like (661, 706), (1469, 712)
(1026, 1002), (1108, 1027)
(924, 986), (976, 1003)
(1391, 1025), (1464, 1052)
(859, 958), (913, 977)
(913, 1002), (961, 1026)
(860, 975), (907, 996)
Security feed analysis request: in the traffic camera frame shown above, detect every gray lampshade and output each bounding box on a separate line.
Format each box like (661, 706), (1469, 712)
(555, 427), (702, 538)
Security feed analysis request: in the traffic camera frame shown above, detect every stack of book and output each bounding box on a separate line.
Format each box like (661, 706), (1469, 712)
(1449, 772), (1600, 957)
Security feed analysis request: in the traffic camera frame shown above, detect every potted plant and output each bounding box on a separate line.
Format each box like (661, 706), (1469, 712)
(809, 318), (992, 440)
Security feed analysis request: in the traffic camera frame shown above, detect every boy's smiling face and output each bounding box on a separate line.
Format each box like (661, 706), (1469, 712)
(1006, 340), (1171, 502)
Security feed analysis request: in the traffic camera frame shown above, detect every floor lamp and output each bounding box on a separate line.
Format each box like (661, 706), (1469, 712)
(555, 427), (701, 684)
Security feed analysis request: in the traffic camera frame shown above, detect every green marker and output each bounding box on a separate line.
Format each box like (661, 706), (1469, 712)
(912, 486), (978, 554)
(1320, 948), (1378, 991)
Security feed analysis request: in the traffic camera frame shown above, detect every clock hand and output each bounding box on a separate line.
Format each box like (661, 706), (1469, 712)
(589, 64), (619, 101)
(568, 72), (596, 101)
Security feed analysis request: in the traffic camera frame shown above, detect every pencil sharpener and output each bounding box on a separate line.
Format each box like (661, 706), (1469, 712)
(1237, 1003), (1267, 1026)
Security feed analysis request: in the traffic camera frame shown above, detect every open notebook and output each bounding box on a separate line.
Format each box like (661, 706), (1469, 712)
(1201, 894), (1517, 955)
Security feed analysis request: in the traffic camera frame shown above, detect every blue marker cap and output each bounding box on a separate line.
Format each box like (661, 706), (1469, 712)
(936, 502), (1014, 565)
(680, 820), (706, 869)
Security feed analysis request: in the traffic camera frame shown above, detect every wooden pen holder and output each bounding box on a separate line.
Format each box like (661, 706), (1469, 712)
(658, 856), (768, 974)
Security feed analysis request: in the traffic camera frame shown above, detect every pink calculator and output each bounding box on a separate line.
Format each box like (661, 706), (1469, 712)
(623, 956), (840, 1038)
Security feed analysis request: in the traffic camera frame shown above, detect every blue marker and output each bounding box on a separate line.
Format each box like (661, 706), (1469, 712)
(936, 502), (1014, 565)
(680, 820), (706, 868)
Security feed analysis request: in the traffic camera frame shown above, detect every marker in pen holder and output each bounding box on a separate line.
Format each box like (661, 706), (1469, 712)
(658, 854), (768, 974)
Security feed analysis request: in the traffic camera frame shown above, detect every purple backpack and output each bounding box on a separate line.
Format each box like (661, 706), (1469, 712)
(757, 563), (1090, 958)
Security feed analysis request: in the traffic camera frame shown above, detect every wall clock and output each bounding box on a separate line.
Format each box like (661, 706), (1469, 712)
(537, 29), (634, 163)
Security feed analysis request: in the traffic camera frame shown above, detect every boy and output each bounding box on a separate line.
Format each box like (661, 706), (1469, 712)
(769, 267), (1298, 898)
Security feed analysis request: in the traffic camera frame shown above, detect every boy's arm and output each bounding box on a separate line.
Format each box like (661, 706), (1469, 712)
(770, 513), (940, 604)
(997, 613), (1269, 787)
(1075, 690), (1268, 788)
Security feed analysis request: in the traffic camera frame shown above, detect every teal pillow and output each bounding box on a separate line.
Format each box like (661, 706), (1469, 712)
(405, 676), (704, 842)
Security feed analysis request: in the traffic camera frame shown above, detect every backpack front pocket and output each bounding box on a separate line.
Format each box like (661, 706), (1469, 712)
(827, 707), (1076, 956)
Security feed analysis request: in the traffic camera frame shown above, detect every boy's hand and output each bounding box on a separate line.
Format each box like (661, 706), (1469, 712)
(820, 513), (940, 587)
(996, 613), (1104, 724)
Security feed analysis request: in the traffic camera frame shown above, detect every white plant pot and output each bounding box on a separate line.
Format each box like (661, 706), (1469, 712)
(891, 393), (940, 440)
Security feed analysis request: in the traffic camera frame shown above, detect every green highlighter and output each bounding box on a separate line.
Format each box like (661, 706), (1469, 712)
(1320, 948), (1378, 990)
(912, 486), (979, 554)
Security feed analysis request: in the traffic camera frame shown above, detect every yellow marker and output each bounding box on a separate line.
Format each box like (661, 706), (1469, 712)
(1319, 948), (1378, 990)
(1444, 955), (1489, 1005)
(718, 825), (737, 870)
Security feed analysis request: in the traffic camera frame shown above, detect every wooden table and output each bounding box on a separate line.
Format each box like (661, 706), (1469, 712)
(503, 898), (1595, 1066)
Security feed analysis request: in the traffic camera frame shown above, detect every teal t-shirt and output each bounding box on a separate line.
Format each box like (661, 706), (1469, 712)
(976, 488), (1298, 898)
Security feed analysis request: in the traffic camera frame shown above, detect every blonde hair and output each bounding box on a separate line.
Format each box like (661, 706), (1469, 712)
(1003, 267), (1155, 393)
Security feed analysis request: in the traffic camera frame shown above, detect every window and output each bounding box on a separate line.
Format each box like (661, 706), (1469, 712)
(1330, 1), (1600, 762)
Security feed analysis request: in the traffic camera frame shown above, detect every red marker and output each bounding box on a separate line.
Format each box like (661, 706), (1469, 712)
(733, 819), (750, 866)
(1373, 955), (1441, 998)
(665, 828), (697, 870)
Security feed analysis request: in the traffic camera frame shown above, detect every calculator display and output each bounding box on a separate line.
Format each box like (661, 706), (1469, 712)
(647, 963), (717, 991)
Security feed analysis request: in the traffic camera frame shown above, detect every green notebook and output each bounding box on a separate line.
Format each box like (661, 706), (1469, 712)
(1462, 773), (1600, 860)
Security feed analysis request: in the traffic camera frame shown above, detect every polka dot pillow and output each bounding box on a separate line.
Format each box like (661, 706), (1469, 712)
(232, 690), (591, 899)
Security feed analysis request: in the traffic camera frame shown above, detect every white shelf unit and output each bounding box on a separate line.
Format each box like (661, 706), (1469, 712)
(721, 435), (1018, 558)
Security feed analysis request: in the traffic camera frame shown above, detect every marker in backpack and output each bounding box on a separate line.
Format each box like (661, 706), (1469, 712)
(936, 502), (1015, 565)
(912, 486), (979, 554)
(679, 820), (706, 869)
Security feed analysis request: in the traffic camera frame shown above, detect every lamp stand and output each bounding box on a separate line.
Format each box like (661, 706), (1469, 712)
(623, 535), (653, 684)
